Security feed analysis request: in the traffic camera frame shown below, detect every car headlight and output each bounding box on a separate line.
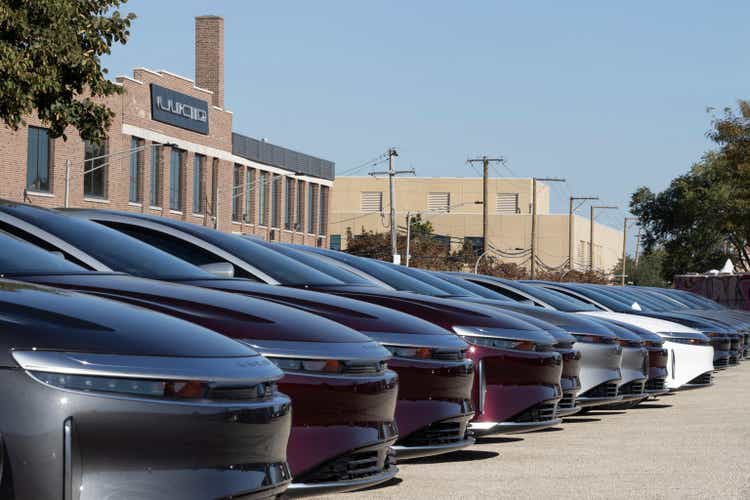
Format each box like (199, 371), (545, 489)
(383, 345), (466, 360)
(461, 336), (536, 351)
(14, 351), (283, 402)
(452, 325), (554, 352)
(30, 371), (278, 400)
(570, 333), (615, 344)
(268, 357), (387, 375)
(616, 339), (644, 348)
(661, 334), (711, 346)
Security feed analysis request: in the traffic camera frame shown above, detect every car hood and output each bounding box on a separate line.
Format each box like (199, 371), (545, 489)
(0, 279), (265, 366)
(18, 273), (374, 344)
(183, 279), (451, 335)
(635, 311), (736, 333)
(580, 311), (705, 337)
(313, 286), (556, 344)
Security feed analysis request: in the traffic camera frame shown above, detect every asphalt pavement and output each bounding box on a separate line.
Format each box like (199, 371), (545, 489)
(314, 364), (750, 499)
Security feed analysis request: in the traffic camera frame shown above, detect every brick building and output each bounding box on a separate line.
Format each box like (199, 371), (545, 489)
(0, 15), (334, 246)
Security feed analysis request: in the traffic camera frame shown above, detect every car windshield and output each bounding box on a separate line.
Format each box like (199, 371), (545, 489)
(498, 279), (599, 311)
(546, 284), (633, 312)
(587, 285), (666, 312)
(0, 231), (87, 275)
(301, 248), (448, 295)
(391, 265), (480, 297)
(438, 274), (515, 301)
(254, 240), (375, 285)
(96, 214), (344, 287)
(1, 205), (212, 280)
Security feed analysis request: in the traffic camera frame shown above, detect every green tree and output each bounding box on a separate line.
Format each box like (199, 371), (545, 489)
(0, 0), (135, 143)
(612, 250), (668, 287)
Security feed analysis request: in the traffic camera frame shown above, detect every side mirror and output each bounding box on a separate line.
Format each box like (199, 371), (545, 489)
(199, 262), (235, 278)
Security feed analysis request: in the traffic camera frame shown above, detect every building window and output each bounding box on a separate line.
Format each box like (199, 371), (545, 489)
(83, 139), (108, 199)
(330, 234), (341, 251)
(210, 158), (218, 217)
(308, 184), (319, 234)
(427, 192), (450, 213)
(129, 137), (144, 203)
(284, 177), (295, 230)
(26, 126), (51, 193)
(361, 191), (383, 212)
(192, 154), (205, 213)
(496, 193), (520, 214)
(259, 171), (268, 226)
(296, 180), (305, 232)
(150, 143), (162, 207)
(232, 164), (243, 222)
(319, 185), (329, 236)
(245, 167), (255, 224)
(271, 174), (281, 228)
(169, 148), (184, 211)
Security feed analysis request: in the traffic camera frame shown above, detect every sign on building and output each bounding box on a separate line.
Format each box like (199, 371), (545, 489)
(150, 84), (209, 134)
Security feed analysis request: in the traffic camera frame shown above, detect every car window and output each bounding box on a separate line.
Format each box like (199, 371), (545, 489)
(0, 232), (87, 275)
(394, 266), (478, 297)
(304, 249), (447, 295)
(0, 207), (213, 281)
(510, 282), (600, 312)
(255, 241), (374, 285)
(438, 274), (515, 301)
(98, 219), (342, 286)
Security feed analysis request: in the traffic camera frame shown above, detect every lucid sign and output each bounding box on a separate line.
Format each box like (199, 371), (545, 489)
(150, 84), (209, 134)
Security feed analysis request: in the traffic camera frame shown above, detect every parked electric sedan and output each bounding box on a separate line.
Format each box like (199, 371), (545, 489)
(452, 275), (679, 395)
(616, 286), (749, 364)
(0, 247), (292, 499)
(59, 210), (564, 436)
(440, 273), (649, 405)
(2, 204), (475, 460)
(648, 287), (750, 359)
(582, 284), (742, 367)
(525, 282), (715, 390)
(0, 212), (398, 495)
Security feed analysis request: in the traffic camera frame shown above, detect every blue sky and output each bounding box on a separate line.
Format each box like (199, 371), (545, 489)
(103, 1), (749, 238)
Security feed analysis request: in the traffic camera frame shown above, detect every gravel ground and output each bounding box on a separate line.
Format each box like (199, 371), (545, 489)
(313, 364), (750, 500)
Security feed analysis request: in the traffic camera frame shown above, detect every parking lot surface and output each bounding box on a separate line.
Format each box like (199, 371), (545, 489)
(314, 364), (750, 499)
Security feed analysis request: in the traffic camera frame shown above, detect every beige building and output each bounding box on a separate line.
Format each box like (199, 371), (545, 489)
(329, 176), (623, 273)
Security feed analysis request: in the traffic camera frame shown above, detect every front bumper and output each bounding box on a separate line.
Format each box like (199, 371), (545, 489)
(388, 357), (475, 459)
(574, 341), (623, 396)
(663, 341), (715, 389)
(280, 370), (399, 484)
(0, 370), (293, 500)
(466, 346), (562, 436)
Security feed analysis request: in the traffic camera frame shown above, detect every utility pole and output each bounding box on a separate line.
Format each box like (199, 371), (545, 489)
(369, 148), (414, 264)
(530, 177), (565, 279)
(568, 196), (598, 272)
(467, 156), (505, 255)
(634, 226), (642, 267)
(589, 205), (618, 272)
(621, 217), (638, 286)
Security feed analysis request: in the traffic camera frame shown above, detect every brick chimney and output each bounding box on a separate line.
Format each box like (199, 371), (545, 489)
(195, 15), (224, 108)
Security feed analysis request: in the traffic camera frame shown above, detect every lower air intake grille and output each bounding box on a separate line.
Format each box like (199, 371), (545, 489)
(714, 358), (730, 368)
(296, 446), (396, 484)
(582, 381), (618, 399)
(618, 381), (645, 396)
(688, 372), (713, 386)
(432, 350), (466, 361)
(511, 402), (558, 423)
(645, 378), (666, 392)
(402, 420), (468, 447)
(558, 392), (577, 410)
